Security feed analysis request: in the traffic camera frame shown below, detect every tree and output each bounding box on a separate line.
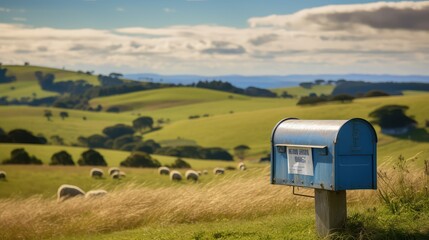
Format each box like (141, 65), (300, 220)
(7, 129), (46, 144)
(3, 148), (42, 165)
(331, 94), (355, 103)
(281, 91), (293, 98)
(364, 90), (390, 98)
(50, 135), (65, 145)
(78, 134), (109, 148)
(102, 124), (135, 139)
(120, 152), (161, 168)
(78, 149), (107, 166)
(169, 158), (191, 169)
(233, 145), (250, 160)
(132, 116), (154, 132)
(50, 151), (74, 165)
(59, 111), (69, 120)
(0, 67), (16, 83)
(369, 105), (417, 129)
(113, 134), (141, 150)
(315, 79), (325, 85)
(44, 109), (53, 121)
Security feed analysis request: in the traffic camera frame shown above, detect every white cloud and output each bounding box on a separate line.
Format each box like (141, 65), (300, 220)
(163, 8), (176, 13)
(0, 7), (11, 12)
(116, 7), (125, 12)
(1, 1), (429, 75)
(249, 1), (429, 31)
(12, 17), (27, 22)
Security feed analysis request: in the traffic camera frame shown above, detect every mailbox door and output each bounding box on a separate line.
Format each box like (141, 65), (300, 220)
(335, 119), (377, 190)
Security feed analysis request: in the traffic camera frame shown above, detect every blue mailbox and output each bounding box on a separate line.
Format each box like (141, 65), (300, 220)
(271, 118), (377, 191)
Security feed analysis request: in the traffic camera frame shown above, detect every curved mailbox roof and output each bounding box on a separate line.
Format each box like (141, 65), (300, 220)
(271, 118), (377, 147)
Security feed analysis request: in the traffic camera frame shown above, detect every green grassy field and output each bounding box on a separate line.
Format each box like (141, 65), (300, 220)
(0, 65), (101, 99)
(1, 65), (429, 239)
(272, 84), (334, 98)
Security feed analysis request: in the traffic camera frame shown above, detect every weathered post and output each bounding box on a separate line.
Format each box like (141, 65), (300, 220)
(271, 118), (377, 237)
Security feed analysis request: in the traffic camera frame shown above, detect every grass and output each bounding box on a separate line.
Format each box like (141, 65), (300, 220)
(272, 85), (334, 98)
(0, 65), (101, 99)
(0, 143), (263, 198)
(89, 87), (249, 111)
(1, 164), (428, 240)
(144, 93), (429, 161)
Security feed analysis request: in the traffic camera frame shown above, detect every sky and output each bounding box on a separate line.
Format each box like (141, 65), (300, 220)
(0, 0), (428, 75)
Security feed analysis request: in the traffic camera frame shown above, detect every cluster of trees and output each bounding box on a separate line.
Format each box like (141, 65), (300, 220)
(154, 146), (233, 161)
(369, 105), (417, 129)
(2, 148), (161, 168)
(0, 67), (15, 83)
(297, 94), (355, 105)
(77, 116), (161, 153)
(0, 128), (47, 144)
(332, 81), (429, 96)
(35, 71), (93, 95)
(193, 80), (277, 98)
(298, 79), (339, 89)
(2, 148), (43, 165)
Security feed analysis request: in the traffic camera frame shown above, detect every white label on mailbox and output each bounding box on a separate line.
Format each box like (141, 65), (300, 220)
(287, 147), (314, 176)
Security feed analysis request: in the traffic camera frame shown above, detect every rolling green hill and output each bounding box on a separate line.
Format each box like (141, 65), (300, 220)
(89, 87), (249, 111)
(272, 84), (334, 98)
(0, 65), (101, 99)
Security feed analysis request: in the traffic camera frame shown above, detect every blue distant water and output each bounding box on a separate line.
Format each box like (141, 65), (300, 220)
(125, 73), (429, 89)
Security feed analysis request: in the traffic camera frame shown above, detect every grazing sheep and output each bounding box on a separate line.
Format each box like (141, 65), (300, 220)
(203, 170), (208, 175)
(119, 171), (126, 177)
(238, 162), (247, 171)
(197, 171), (202, 176)
(85, 189), (107, 198)
(90, 168), (104, 178)
(108, 167), (120, 176)
(213, 167), (225, 175)
(111, 172), (120, 179)
(185, 170), (199, 181)
(158, 166), (170, 175)
(57, 184), (85, 202)
(0, 171), (6, 180)
(170, 170), (182, 181)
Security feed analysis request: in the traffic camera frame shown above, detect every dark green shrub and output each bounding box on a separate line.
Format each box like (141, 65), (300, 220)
(78, 149), (107, 166)
(50, 150), (74, 165)
(3, 148), (42, 165)
(120, 152), (161, 168)
(169, 158), (191, 169)
(102, 124), (135, 139)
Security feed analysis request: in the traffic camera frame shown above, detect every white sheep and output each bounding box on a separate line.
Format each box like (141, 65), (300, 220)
(185, 170), (199, 181)
(85, 189), (107, 198)
(213, 167), (225, 175)
(57, 184), (85, 202)
(238, 162), (247, 171)
(197, 171), (202, 176)
(108, 167), (120, 176)
(119, 171), (126, 177)
(111, 172), (120, 179)
(90, 168), (104, 178)
(170, 170), (182, 181)
(203, 170), (208, 175)
(158, 166), (170, 175)
(0, 171), (6, 180)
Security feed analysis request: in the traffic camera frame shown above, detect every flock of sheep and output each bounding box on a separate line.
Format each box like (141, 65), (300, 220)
(1, 162), (248, 202)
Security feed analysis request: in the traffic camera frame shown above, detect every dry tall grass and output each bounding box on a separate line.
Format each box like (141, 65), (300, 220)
(0, 170), (310, 240)
(1, 163), (426, 240)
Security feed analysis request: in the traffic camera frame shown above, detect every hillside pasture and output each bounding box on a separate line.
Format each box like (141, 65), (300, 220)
(0, 65), (100, 99)
(272, 84), (334, 98)
(89, 87), (249, 112)
(0, 143), (260, 198)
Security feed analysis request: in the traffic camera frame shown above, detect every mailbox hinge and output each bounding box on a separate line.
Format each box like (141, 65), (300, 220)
(292, 186), (315, 198)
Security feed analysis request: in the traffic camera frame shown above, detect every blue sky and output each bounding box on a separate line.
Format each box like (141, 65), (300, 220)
(0, 0), (419, 28)
(0, 0), (428, 75)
